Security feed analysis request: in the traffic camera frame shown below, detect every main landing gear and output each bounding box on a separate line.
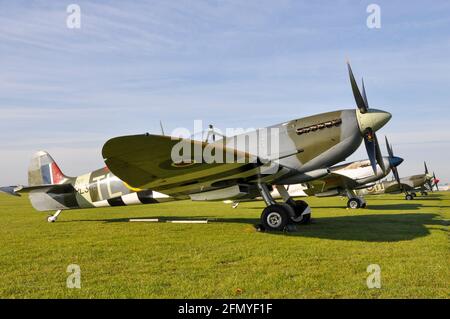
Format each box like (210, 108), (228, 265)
(257, 184), (311, 232)
(47, 210), (62, 223)
(345, 190), (367, 209)
(405, 190), (427, 200)
(347, 197), (366, 209)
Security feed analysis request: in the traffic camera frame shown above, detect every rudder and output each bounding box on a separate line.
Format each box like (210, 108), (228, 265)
(28, 151), (68, 186)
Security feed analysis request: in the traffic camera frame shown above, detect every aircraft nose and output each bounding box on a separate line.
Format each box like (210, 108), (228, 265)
(390, 156), (404, 167)
(356, 109), (392, 134)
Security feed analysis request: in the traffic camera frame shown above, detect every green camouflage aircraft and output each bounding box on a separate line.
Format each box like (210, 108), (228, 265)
(0, 64), (392, 231)
(357, 162), (440, 200)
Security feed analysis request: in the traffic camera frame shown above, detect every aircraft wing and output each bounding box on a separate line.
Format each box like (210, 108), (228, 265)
(303, 172), (358, 196)
(371, 178), (413, 194)
(385, 183), (414, 193)
(102, 134), (277, 195)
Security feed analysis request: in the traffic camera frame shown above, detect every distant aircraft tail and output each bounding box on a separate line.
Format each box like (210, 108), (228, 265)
(28, 151), (69, 186)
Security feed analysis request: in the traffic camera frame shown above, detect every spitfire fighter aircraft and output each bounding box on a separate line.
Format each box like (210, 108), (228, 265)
(301, 137), (403, 208)
(0, 64), (392, 231)
(358, 162), (440, 200)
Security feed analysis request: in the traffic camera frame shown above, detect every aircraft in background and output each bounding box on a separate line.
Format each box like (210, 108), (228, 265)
(301, 137), (403, 208)
(0, 63), (392, 231)
(357, 162), (440, 200)
(225, 138), (403, 209)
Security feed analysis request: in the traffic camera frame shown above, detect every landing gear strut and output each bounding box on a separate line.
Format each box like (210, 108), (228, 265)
(257, 184), (311, 231)
(47, 210), (62, 223)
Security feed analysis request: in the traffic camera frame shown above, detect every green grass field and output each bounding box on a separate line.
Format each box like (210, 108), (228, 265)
(0, 192), (448, 298)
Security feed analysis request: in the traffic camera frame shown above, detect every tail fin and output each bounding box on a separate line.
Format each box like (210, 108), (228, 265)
(28, 151), (69, 186)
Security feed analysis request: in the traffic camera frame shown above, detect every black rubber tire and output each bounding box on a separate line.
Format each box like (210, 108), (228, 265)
(298, 213), (311, 224)
(421, 191), (428, 196)
(347, 198), (361, 209)
(411, 192), (417, 197)
(361, 202), (367, 208)
(261, 204), (289, 231)
(405, 194), (414, 200)
(293, 200), (311, 224)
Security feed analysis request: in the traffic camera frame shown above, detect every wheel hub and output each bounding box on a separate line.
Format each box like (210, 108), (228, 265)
(349, 200), (358, 209)
(267, 212), (282, 227)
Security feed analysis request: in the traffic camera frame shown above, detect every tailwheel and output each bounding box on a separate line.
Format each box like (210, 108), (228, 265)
(347, 198), (361, 209)
(405, 194), (414, 200)
(47, 209), (62, 223)
(260, 204), (289, 231)
(411, 192), (417, 197)
(289, 200), (311, 224)
(421, 191), (428, 196)
(47, 216), (57, 223)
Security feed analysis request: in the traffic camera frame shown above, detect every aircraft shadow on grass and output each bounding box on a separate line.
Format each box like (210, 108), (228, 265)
(246, 203), (450, 213)
(311, 203), (449, 210)
(65, 212), (447, 243)
(216, 213), (446, 242)
(367, 196), (442, 202)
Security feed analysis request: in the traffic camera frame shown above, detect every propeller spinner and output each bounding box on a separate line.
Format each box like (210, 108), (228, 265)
(433, 172), (440, 191)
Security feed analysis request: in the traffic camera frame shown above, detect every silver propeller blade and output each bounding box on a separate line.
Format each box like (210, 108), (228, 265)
(347, 62), (368, 113)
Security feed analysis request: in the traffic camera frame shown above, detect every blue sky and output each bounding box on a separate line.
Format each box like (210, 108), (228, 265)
(0, 0), (449, 184)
